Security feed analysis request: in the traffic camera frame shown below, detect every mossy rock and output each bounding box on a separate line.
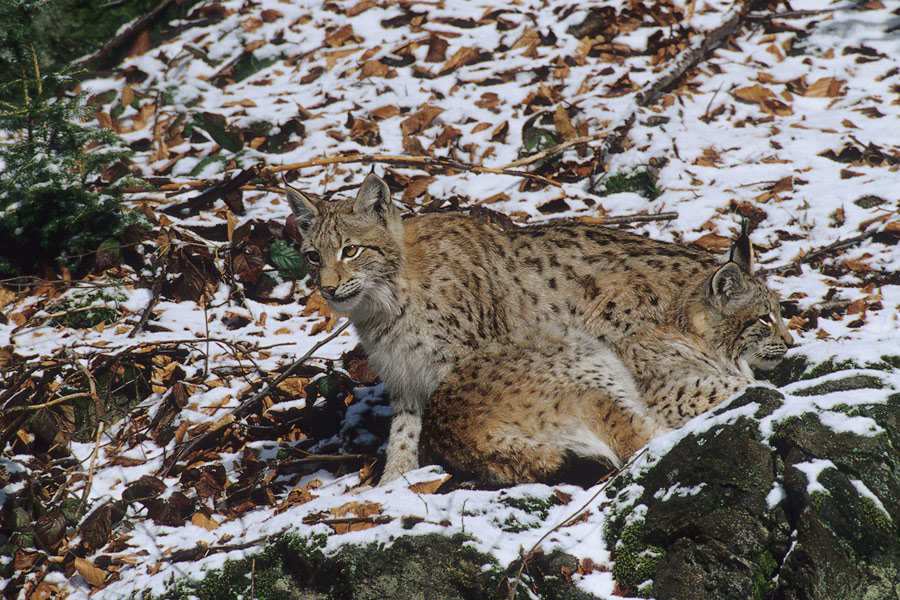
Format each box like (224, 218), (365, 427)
(604, 385), (900, 600)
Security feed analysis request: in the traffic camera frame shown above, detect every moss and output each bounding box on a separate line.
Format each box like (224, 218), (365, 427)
(610, 521), (665, 597)
(749, 550), (777, 599)
(857, 494), (893, 533)
(498, 493), (562, 521)
(803, 357), (860, 380)
(754, 354), (809, 387)
(596, 169), (659, 200)
(52, 287), (127, 329)
(792, 374), (885, 397)
(809, 490), (830, 512)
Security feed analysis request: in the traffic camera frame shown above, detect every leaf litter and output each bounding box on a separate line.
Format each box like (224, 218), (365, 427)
(2, 0), (900, 598)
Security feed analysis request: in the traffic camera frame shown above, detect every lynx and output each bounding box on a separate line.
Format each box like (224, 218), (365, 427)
(286, 173), (717, 482)
(420, 235), (792, 484)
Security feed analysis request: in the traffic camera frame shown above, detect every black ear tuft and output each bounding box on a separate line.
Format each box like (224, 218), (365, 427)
(728, 218), (754, 274)
(285, 186), (319, 232)
(710, 262), (746, 306)
(354, 172), (392, 217)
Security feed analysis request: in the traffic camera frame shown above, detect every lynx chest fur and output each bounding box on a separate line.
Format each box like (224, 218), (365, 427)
(286, 173), (717, 482)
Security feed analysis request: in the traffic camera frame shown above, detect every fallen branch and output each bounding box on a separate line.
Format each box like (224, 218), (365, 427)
(499, 133), (607, 170)
(757, 229), (881, 276)
(262, 154), (562, 187)
(159, 320), (352, 476)
(574, 212), (678, 226)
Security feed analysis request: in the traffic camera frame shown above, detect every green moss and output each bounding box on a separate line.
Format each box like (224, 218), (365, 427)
(52, 286), (127, 329)
(753, 354), (809, 387)
(810, 490), (830, 512)
(804, 357), (860, 380)
(749, 550), (777, 599)
(498, 493), (562, 521)
(857, 494), (893, 533)
(596, 169), (659, 200)
(610, 521), (665, 597)
(792, 374), (885, 397)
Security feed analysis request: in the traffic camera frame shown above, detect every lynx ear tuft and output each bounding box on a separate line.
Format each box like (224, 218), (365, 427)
(285, 186), (319, 232)
(710, 262), (747, 306)
(354, 172), (392, 217)
(727, 219), (754, 274)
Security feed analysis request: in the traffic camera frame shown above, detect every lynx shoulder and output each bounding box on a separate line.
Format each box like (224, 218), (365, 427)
(286, 173), (721, 483)
(421, 233), (792, 484)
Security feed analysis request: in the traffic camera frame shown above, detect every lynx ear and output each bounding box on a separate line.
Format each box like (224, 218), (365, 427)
(710, 262), (747, 306)
(285, 186), (319, 232)
(354, 172), (392, 217)
(728, 219), (754, 274)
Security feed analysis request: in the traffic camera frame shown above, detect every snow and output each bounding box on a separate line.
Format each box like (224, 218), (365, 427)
(792, 459), (836, 496)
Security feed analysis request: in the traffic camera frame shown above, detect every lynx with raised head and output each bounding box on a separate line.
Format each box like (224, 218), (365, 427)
(285, 173), (718, 483)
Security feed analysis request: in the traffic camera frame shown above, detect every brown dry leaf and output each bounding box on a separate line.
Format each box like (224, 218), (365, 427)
(324, 48), (359, 70)
(400, 105), (443, 137)
(510, 28), (540, 55)
(128, 30), (151, 57)
(242, 16), (262, 32)
(74, 557), (107, 587)
(402, 175), (435, 202)
(371, 105), (400, 120)
(303, 292), (333, 319)
(347, 0), (375, 16)
(331, 500), (382, 519)
(121, 84), (134, 107)
(816, 328), (832, 340)
(260, 8), (283, 22)
(846, 298), (867, 316)
(553, 105), (577, 141)
(471, 122), (491, 134)
(131, 103), (156, 131)
(804, 77), (843, 98)
(191, 512), (219, 531)
(275, 377), (310, 396)
(884, 221), (900, 234)
(840, 169), (863, 179)
(787, 315), (806, 331)
(439, 46), (481, 75)
(360, 60), (390, 78)
(734, 84), (775, 105)
(692, 232), (732, 252)
(842, 259), (870, 272)
(408, 475), (450, 494)
(325, 24), (357, 48)
(208, 413), (235, 433)
(425, 36), (449, 63)
(770, 176), (793, 193)
(95, 111), (115, 131)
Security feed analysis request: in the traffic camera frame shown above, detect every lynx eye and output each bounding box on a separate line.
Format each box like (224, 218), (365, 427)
(305, 250), (321, 265)
(758, 314), (774, 325)
(341, 245), (361, 259)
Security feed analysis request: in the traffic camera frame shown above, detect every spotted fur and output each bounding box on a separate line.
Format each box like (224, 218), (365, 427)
(286, 173), (717, 482)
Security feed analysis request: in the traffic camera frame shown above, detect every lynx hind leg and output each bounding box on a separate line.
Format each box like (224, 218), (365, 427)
(421, 347), (571, 485)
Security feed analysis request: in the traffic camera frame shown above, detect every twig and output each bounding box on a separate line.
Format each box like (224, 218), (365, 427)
(75, 422), (106, 518)
(262, 155), (562, 188)
(3, 392), (95, 414)
(574, 212), (678, 226)
(128, 267), (166, 338)
(499, 133), (608, 170)
(757, 229), (881, 276)
(507, 449), (648, 600)
(302, 515), (394, 527)
(746, 9), (833, 21)
(159, 321), (352, 476)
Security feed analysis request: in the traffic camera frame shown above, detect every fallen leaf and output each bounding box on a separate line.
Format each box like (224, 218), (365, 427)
(692, 232), (732, 252)
(191, 512), (219, 531)
(408, 475), (450, 494)
(74, 557), (107, 587)
(804, 77), (843, 98)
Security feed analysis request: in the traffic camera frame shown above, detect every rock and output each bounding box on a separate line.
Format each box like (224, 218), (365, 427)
(604, 387), (900, 599)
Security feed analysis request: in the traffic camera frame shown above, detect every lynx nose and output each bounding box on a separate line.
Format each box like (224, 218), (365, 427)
(320, 286), (337, 298)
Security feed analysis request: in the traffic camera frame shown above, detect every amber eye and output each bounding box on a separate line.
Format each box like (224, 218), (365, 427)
(758, 314), (774, 325)
(341, 245), (361, 259)
(305, 250), (321, 265)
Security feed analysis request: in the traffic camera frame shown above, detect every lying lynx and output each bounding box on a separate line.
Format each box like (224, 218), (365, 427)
(286, 173), (717, 482)
(421, 235), (792, 484)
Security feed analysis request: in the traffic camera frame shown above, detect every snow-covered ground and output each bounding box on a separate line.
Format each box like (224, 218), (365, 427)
(2, 0), (898, 597)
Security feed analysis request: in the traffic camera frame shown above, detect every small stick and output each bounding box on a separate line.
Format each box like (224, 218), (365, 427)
(159, 321), (352, 476)
(3, 392), (95, 414)
(75, 422), (106, 517)
(574, 212), (678, 226)
(757, 229), (880, 276)
(498, 133), (608, 170)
